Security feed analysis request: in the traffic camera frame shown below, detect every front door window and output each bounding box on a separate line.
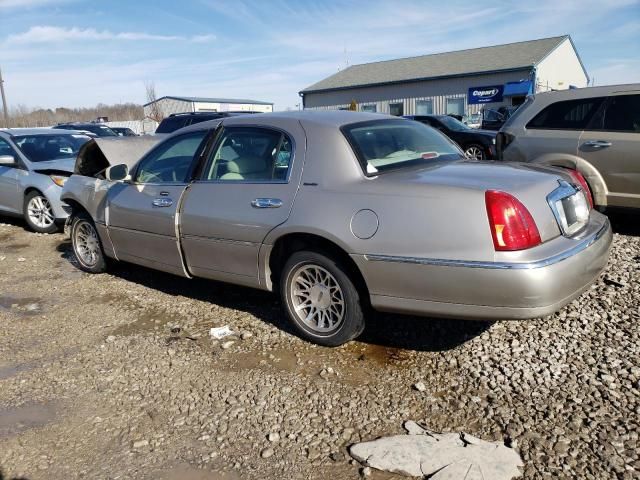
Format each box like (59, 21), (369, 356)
(136, 131), (208, 184)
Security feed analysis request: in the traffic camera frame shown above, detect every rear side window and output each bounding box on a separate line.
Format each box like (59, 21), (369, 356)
(203, 127), (293, 182)
(527, 97), (606, 130)
(155, 116), (188, 134)
(591, 94), (640, 133)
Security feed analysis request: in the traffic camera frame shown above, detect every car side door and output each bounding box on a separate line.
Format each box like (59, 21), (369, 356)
(179, 123), (304, 287)
(0, 137), (27, 214)
(106, 130), (210, 276)
(523, 96), (607, 161)
(579, 93), (640, 208)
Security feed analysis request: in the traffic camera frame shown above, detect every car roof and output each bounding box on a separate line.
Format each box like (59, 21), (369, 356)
(172, 110), (404, 137)
(1, 128), (93, 136)
(534, 83), (640, 101)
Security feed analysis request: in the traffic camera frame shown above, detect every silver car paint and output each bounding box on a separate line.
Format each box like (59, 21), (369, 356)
(61, 111), (612, 321)
(0, 129), (87, 221)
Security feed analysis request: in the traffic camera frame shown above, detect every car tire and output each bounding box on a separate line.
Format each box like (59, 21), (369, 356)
(464, 144), (485, 161)
(70, 212), (108, 273)
(23, 191), (59, 234)
(281, 250), (365, 347)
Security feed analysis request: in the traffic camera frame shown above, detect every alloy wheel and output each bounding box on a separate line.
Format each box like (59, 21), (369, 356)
(289, 264), (345, 334)
(464, 146), (485, 160)
(74, 220), (101, 267)
(27, 195), (55, 229)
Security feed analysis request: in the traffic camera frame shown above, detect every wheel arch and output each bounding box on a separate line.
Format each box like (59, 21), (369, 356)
(530, 153), (608, 207)
(265, 231), (370, 303)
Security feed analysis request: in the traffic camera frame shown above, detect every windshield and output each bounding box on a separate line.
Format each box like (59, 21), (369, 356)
(14, 134), (91, 162)
(437, 115), (471, 132)
(342, 119), (462, 175)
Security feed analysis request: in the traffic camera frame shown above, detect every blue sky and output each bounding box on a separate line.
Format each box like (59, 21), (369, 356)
(0, 0), (638, 111)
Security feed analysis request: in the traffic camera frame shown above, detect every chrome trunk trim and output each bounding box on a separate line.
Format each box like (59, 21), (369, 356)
(364, 219), (609, 270)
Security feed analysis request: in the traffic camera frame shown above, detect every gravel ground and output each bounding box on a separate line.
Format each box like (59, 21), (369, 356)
(0, 213), (638, 480)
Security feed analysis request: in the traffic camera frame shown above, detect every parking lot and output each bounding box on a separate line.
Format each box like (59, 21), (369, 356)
(0, 212), (637, 479)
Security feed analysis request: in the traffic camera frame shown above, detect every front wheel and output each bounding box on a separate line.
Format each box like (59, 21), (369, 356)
(24, 191), (59, 234)
(280, 251), (365, 347)
(70, 213), (108, 273)
(464, 144), (486, 161)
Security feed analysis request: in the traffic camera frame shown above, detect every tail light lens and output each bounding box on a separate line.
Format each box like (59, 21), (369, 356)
(485, 190), (542, 251)
(565, 169), (593, 209)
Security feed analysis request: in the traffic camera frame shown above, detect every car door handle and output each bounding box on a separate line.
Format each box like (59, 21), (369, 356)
(583, 140), (612, 148)
(152, 198), (173, 207)
(251, 198), (282, 208)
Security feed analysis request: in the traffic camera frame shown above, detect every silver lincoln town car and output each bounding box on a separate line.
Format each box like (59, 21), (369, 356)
(61, 111), (612, 346)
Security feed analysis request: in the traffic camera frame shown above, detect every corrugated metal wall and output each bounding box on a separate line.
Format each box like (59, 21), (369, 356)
(303, 70), (533, 116)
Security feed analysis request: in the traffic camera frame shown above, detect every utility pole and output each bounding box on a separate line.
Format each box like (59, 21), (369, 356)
(0, 67), (9, 128)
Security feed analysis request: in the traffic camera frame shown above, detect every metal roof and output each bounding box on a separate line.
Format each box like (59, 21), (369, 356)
(301, 36), (574, 94)
(144, 96), (273, 107)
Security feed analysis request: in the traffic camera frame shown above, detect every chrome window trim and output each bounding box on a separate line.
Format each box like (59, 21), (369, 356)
(364, 219), (609, 270)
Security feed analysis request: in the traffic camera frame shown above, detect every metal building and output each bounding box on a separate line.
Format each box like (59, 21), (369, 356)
(144, 96), (274, 118)
(299, 36), (588, 117)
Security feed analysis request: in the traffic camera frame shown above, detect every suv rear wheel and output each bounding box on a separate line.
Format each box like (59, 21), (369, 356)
(280, 251), (365, 347)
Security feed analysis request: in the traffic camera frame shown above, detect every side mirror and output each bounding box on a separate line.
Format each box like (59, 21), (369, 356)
(0, 155), (16, 166)
(105, 163), (129, 181)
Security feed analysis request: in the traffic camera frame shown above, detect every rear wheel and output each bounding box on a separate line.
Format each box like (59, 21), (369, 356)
(70, 212), (108, 273)
(281, 250), (365, 347)
(464, 144), (485, 161)
(24, 191), (58, 234)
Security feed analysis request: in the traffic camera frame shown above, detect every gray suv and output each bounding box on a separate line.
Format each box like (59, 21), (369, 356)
(497, 84), (640, 209)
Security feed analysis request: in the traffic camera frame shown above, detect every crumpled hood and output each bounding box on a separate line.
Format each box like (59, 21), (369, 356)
(32, 157), (76, 174)
(74, 135), (163, 177)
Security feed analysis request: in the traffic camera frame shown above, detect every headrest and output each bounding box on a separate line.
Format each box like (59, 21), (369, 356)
(226, 154), (266, 174)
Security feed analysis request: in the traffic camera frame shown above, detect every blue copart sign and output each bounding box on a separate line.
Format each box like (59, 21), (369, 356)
(468, 85), (504, 104)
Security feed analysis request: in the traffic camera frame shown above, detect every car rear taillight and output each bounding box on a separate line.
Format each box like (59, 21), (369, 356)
(485, 190), (542, 251)
(565, 169), (593, 209)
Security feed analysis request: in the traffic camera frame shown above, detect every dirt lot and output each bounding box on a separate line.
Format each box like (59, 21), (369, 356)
(0, 214), (638, 480)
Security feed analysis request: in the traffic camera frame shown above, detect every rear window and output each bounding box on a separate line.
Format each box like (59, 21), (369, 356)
(587, 94), (640, 133)
(341, 119), (462, 176)
(526, 97), (606, 130)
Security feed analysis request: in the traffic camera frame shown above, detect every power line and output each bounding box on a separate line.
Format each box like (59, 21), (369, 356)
(0, 67), (8, 128)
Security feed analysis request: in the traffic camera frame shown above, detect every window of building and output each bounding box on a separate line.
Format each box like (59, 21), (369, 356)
(446, 98), (465, 116)
(527, 97), (606, 130)
(389, 102), (404, 116)
(415, 99), (433, 115)
(361, 104), (377, 113)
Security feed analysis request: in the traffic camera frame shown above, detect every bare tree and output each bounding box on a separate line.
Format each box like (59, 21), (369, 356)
(6, 102), (144, 127)
(144, 81), (164, 122)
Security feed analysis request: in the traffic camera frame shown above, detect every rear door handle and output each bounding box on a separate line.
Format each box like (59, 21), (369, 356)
(152, 198), (173, 207)
(251, 198), (282, 208)
(583, 140), (612, 148)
